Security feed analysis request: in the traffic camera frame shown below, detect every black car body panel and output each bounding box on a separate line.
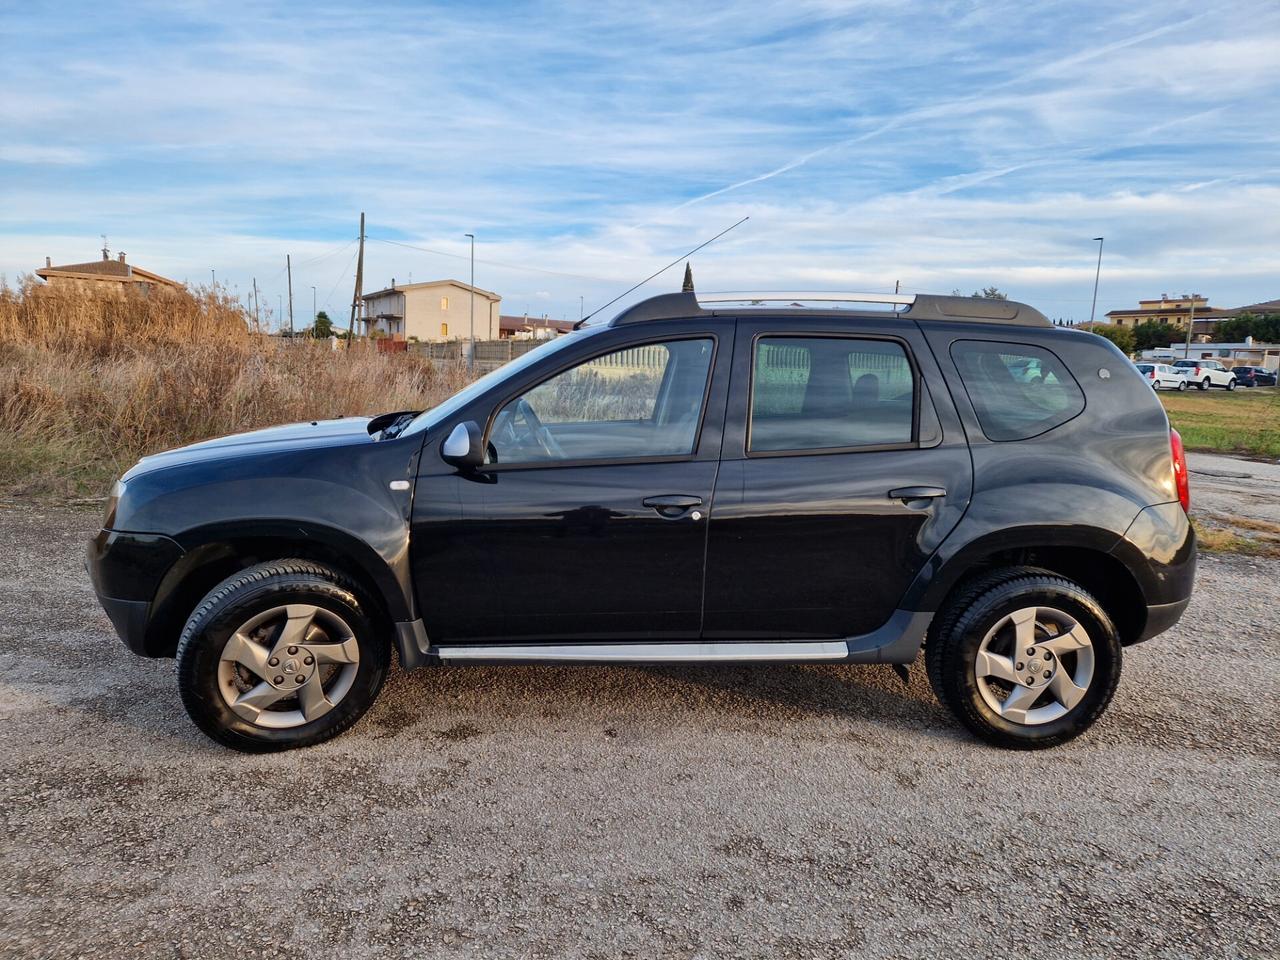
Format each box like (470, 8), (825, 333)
(87, 292), (1196, 668)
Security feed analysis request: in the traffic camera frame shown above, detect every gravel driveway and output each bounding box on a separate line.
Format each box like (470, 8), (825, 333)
(1, 494), (1276, 960)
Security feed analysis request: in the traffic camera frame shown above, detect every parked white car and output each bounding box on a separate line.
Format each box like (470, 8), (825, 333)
(1134, 362), (1189, 391)
(1171, 358), (1237, 391)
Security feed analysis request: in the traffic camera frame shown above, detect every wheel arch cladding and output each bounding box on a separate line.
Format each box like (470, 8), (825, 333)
(915, 531), (1149, 646)
(144, 524), (405, 657)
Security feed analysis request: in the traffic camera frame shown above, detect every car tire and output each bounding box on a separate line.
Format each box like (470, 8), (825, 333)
(1177, 380), (1187, 391)
(1226, 379), (1237, 391)
(176, 560), (390, 752)
(925, 567), (1122, 750)
(1199, 378), (1210, 390)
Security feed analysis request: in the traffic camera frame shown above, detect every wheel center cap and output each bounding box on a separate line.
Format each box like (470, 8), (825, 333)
(283, 659), (299, 674)
(1028, 658), (1044, 674)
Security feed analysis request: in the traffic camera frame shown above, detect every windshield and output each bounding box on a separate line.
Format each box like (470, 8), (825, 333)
(400, 329), (598, 436)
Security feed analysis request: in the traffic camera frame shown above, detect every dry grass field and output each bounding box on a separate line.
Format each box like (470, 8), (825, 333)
(0, 280), (473, 496)
(1160, 385), (1280, 458)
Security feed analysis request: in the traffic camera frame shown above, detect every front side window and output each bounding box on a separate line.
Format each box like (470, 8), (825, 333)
(749, 337), (915, 453)
(488, 338), (714, 464)
(951, 341), (1084, 441)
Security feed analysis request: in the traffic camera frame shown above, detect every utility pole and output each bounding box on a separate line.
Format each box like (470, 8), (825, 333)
(310, 285), (317, 334)
(1183, 295), (1196, 358)
(1088, 237), (1104, 331)
(465, 233), (475, 374)
(579, 295), (584, 322)
(286, 254), (294, 336)
(252, 277), (260, 331)
(348, 212), (365, 347)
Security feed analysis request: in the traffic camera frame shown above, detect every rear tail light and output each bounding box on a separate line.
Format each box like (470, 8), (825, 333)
(1170, 428), (1190, 513)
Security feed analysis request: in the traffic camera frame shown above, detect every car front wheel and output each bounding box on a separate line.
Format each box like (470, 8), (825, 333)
(176, 560), (390, 752)
(926, 567), (1121, 749)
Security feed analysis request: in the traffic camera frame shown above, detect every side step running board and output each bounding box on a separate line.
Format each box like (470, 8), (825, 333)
(433, 640), (850, 664)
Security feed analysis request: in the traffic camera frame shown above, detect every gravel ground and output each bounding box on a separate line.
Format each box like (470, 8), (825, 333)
(2, 488), (1277, 960)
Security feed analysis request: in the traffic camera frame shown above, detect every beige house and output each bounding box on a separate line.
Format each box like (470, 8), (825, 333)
(36, 249), (182, 294)
(360, 279), (501, 342)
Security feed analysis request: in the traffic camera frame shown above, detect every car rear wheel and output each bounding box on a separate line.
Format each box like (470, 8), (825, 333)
(1226, 378), (1237, 391)
(1177, 380), (1188, 391)
(176, 560), (390, 752)
(1199, 378), (1210, 390)
(926, 567), (1121, 750)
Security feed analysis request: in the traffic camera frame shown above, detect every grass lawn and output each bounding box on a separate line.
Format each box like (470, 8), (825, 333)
(1159, 386), (1280, 458)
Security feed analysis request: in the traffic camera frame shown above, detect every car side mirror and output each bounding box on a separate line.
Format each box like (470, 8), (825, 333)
(441, 421), (484, 469)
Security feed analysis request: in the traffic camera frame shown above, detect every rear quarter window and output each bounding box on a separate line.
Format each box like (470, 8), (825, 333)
(950, 341), (1085, 441)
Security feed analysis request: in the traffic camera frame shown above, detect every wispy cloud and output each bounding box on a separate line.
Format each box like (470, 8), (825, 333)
(1, 0), (1277, 323)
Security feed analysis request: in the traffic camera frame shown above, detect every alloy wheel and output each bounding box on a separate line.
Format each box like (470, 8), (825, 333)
(216, 603), (360, 729)
(974, 606), (1095, 725)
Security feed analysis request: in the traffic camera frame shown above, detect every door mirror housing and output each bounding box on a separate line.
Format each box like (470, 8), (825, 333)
(441, 421), (484, 469)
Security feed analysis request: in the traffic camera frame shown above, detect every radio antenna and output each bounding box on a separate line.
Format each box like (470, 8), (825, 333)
(575, 215), (749, 328)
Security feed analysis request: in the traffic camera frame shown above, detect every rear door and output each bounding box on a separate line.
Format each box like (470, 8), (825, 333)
(702, 316), (972, 639)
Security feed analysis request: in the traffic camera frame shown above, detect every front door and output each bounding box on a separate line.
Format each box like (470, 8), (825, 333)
(702, 317), (972, 639)
(413, 322), (733, 642)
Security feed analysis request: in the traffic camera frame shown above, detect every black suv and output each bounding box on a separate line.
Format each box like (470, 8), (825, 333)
(88, 290), (1195, 752)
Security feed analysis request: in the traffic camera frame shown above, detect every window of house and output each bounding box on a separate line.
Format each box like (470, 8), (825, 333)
(950, 341), (1084, 441)
(441, 322), (448, 337)
(441, 297), (449, 310)
(488, 338), (714, 464)
(748, 337), (915, 453)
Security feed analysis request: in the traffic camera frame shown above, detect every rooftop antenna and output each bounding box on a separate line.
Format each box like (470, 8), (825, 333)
(682, 262), (695, 293)
(575, 216), (749, 328)
(101, 234), (109, 261)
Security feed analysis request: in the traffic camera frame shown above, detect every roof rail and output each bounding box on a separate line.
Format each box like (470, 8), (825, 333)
(607, 290), (1051, 327)
(697, 291), (917, 308)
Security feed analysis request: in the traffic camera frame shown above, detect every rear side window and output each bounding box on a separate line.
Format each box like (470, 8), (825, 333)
(950, 341), (1084, 441)
(749, 337), (915, 452)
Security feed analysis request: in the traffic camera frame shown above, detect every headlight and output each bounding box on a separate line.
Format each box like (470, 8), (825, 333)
(104, 479), (125, 528)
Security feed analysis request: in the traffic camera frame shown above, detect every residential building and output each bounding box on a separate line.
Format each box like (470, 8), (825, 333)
(36, 248), (182, 294)
(1106, 294), (1280, 339)
(359, 279), (501, 342)
(498, 314), (575, 340)
(1105, 294), (1217, 335)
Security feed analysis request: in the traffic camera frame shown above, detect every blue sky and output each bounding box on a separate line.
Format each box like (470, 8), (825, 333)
(2, 0), (1279, 327)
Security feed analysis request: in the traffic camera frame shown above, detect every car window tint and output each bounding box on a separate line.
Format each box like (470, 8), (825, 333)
(749, 337), (915, 452)
(488, 338), (713, 464)
(951, 341), (1084, 441)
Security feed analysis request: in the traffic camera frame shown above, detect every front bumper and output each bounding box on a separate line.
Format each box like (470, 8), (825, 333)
(87, 529), (184, 656)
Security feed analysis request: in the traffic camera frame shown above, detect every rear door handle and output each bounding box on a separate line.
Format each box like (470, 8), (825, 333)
(642, 494), (703, 518)
(888, 486), (947, 503)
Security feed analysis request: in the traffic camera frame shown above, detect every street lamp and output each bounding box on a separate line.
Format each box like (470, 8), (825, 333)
(465, 233), (475, 373)
(211, 269), (216, 287)
(1088, 237), (1104, 331)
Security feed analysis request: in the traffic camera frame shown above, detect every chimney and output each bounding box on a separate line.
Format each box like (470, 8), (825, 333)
(45, 256), (51, 268)
(118, 252), (126, 263)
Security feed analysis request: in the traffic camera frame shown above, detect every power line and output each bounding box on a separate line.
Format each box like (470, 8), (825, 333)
(368, 236), (624, 284)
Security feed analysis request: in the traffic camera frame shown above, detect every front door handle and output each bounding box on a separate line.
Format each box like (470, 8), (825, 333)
(888, 486), (947, 503)
(642, 494), (703, 517)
